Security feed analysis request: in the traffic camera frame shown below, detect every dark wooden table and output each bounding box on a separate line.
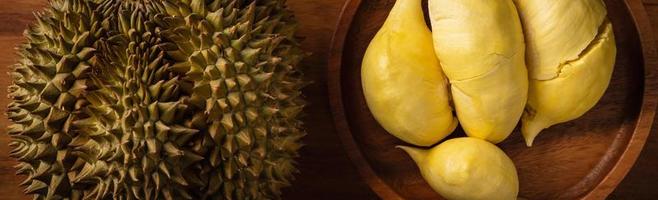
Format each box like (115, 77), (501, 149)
(0, 0), (656, 199)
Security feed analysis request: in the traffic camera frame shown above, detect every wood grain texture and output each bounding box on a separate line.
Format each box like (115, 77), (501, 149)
(328, 0), (658, 199)
(280, 0), (377, 199)
(643, 0), (658, 5)
(582, 0), (658, 199)
(609, 3), (658, 199)
(0, 0), (657, 199)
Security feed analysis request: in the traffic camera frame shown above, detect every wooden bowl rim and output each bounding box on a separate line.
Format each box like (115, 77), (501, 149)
(326, 0), (658, 199)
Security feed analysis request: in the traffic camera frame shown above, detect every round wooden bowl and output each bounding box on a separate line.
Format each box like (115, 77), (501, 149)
(327, 0), (658, 199)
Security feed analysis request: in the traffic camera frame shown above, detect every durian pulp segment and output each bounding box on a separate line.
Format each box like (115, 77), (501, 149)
(513, 0), (608, 80)
(362, 0), (457, 146)
(522, 22), (616, 146)
(7, 0), (307, 199)
(514, 0), (616, 146)
(428, 0), (528, 143)
(399, 138), (519, 200)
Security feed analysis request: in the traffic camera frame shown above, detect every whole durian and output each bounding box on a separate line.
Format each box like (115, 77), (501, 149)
(6, 0), (307, 199)
(398, 138), (519, 200)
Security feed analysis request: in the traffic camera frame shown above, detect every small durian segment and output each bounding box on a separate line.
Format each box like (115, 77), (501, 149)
(428, 0), (528, 143)
(399, 137), (519, 200)
(514, 0), (616, 146)
(362, 0), (457, 146)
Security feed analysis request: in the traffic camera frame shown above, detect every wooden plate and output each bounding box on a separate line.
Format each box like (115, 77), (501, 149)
(327, 0), (658, 199)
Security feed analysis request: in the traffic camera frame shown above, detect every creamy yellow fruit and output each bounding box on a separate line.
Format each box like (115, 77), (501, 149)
(361, 0), (457, 146)
(399, 137), (519, 200)
(428, 0), (528, 143)
(514, 0), (616, 146)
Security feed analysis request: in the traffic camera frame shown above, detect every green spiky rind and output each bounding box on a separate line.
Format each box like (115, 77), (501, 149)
(7, 0), (307, 199)
(8, 0), (106, 199)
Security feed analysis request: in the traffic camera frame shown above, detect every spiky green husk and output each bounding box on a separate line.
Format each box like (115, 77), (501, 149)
(7, 0), (306, 199)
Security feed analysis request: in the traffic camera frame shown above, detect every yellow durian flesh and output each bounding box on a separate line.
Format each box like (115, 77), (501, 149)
(399, 137), (519, 200)
(428, 0), (528, 143)
(514, 0), (616, 146)
(514, 0), (607, 80)
(361, 0), (457, 146)
(522, 22), (616, 146)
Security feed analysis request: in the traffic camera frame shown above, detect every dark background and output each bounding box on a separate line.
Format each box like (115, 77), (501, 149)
(0, 0), (656, 199)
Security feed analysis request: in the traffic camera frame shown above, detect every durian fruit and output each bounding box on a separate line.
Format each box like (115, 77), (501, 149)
(361, 0), (457, 146)
(428, 0), (528, 143)
(7, 0), (307, 199)
(513, 0), (616, 146)
(398, 137), (519, 200)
